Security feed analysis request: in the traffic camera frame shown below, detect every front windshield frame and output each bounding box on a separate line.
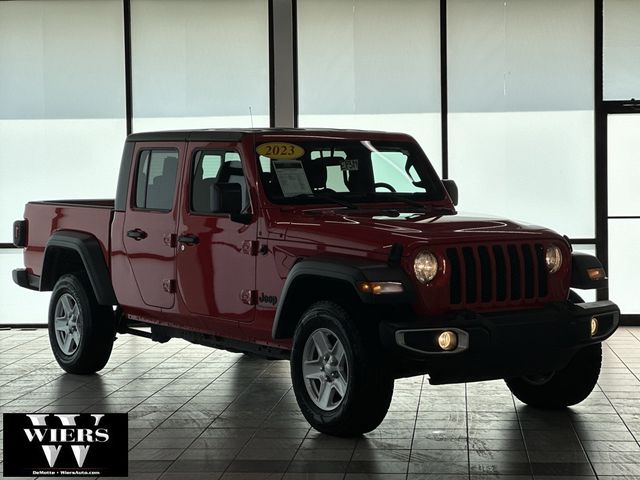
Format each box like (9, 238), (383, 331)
(256, 138), (447, 206)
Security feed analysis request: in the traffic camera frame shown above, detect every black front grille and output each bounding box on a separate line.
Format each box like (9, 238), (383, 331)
(446, 243), (548, 306)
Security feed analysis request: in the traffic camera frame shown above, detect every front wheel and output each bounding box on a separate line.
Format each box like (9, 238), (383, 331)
(505, 343), (602, 408)
(48, 273), (115, 374)
(290, 301), (394, 436)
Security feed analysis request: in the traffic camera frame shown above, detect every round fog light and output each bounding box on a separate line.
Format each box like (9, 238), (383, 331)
(437, 331), (458, 351)
(590, 317), (598, 337)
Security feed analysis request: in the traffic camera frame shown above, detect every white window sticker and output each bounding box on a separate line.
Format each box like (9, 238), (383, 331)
(273, 160), (313, 197)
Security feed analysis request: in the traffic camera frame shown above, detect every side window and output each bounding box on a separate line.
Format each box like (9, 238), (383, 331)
(191, 150), (249, 214)
(134, 149), (179, 210)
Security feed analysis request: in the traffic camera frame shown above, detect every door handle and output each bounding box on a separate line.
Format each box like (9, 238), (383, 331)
(127, 229), (147, 240)
(178, 234), (199, 245)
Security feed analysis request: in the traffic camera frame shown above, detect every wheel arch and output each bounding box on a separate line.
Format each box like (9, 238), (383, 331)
(40, 231), (118, 306)
(272, 257), (413, 340)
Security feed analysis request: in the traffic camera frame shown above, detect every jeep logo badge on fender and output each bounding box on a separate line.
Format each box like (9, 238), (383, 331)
(259, 292), (278, 306)
(3, 413), (127, 477)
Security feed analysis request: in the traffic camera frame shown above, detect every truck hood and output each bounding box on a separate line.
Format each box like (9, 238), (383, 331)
(281, 209), (563, 256)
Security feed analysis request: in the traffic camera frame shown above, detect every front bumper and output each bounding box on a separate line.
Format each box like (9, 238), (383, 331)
(380, 300), (619, 384)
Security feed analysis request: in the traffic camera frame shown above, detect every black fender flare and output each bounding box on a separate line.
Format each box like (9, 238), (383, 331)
(570, 252), (608, 290)
(41, 230), (118, 305)
(272, 257), (414, 339)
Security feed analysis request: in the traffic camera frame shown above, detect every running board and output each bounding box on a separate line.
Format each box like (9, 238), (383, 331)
(117, 325), (153, 339)
(118, 320), (290, 360)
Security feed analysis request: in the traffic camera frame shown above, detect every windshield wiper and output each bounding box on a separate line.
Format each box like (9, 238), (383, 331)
(366, 192), (427, 212)
(291, 191), (358, 209)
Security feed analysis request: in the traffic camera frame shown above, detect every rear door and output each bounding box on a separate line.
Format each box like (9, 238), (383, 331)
(122, 142), (184, 309)
(176, 141), (258, 326)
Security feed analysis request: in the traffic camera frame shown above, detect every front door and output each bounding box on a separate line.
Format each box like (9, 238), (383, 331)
(122, 143), (183, 309)
(176, 142), (258, 327)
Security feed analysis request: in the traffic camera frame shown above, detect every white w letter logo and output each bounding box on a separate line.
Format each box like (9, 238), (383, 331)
(24, 414), (104, 468)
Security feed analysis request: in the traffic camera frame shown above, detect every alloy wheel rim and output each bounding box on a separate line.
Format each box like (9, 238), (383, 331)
(54, 293), (81, 355)
(302, 328), (349, 411)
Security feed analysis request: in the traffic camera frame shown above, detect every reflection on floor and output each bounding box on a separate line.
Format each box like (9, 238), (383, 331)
(0, 327), (639, 480)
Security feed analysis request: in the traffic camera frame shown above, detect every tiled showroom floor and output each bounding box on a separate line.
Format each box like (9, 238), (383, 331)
(0, 327), (639, 480)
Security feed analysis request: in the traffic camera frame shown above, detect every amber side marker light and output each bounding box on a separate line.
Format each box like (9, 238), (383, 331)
(590, 317), (599, 337)
(587, 268), (606, 281)
(437, 331), (458, 351)
(358, 282), (404, 295)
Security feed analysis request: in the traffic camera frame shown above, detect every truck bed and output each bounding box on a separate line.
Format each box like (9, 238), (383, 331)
(22, 200), (115, 277)
(29, 199), (114, 208)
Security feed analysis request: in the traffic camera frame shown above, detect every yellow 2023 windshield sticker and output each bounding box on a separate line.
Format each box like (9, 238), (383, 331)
(257, 142), (305, 160)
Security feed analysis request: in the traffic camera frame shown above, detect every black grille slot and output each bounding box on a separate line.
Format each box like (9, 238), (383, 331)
(521, 244), (535, 298)
(478, 246), (492, 302)
(507, 245), (521, 300)
(493, 245), (507, 301)
(446, 243), (548, 306)
(462, 247), (477, 304)
(535, 243), (548, 297)
(447, 248), (462, 304)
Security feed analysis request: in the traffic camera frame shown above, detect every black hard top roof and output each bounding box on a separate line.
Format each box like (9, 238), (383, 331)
(126, 128), (407, 143)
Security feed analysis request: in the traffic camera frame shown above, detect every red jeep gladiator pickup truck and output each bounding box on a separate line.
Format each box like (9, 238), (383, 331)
(13, 128), (619, 436)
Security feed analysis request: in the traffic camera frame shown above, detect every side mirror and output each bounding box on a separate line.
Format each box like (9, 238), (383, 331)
(442, 179), (458, 206)
(215, 182), (252, 224)
(230, 212), (252, 225)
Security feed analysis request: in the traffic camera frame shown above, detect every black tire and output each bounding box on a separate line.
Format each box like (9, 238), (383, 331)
(505, 343), (602, 408)
(48, 273), (115, 374)
(290, 301), (394, 436)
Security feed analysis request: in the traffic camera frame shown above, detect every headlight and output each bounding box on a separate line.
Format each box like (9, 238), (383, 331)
(414, 250), (438, 283)
(545, 245), (563, 273)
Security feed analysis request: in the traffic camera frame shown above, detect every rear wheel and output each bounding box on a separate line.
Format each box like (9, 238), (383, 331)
(48, 273), (115, 374)
(290, 301), (394, 436)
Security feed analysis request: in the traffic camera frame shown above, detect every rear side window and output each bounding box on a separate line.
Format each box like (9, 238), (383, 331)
(135, 149), (179, 210)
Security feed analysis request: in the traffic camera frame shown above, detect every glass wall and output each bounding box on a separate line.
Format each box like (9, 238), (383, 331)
(0, 0), (127, 243)
(2, 0), (637, 322)
(297, 0), (443, 174)
(604, 0), (640, 314)
(0, 0), (271, 325)
(607, 115), (640, 314)
(604, 0), (640, 100)
(448, 0), (595, 239)
(0, 0), (127, 324)
(130, 0), (269, 132)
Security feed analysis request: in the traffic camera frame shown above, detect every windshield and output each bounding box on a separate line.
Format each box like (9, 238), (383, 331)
(256, 139), (446, 206)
